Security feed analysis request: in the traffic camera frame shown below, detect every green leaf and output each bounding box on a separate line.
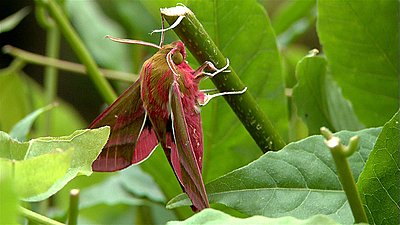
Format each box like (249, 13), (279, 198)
(168, 128), (381, 224)
(24, 127), (110, 201)
(0, 131), (73, 200)
(292, 54), (364, 134)
(80, 166), (165, 209)
(357, 109), (400, 224)
(0, 7), (30, 33)
(66, 0), (131, 71)
(317, 0), (399, 126)
(272, 0), (316, 46)
(167, 208), (340, 225)
(9, 103), (57, 142)
(0, 127), (109, 201)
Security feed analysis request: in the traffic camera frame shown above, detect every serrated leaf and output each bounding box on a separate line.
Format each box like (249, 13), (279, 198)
(9, 104), (57, 142)
(168, 128), (381, 224)
(317, 0), (399, 126)
(24, 127), (110, 201)
(357, 109), (400, 224)
(292, 55), (364, 134)
(167, 208), (340, 225)
(0, 7), (30, 33)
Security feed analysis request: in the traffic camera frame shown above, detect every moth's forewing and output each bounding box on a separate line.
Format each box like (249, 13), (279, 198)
(89, 80), (158, 171)
(170, 82), (209, 211)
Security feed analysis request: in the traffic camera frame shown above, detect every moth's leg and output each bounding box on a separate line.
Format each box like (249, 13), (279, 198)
(194, 58), (231, 82)
(199, 88), (218, 93)
(199, 87), (247, 107)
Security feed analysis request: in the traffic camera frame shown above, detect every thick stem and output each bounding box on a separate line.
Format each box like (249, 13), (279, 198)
(162, 6), (285, 152)
(19, 206), (65, 225)
(36, 0), (117, 104)
(2, 45), (135, 82)
(321, 127), (368, 224)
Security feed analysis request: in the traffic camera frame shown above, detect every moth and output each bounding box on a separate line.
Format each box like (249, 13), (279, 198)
(89, 18), (246, 211)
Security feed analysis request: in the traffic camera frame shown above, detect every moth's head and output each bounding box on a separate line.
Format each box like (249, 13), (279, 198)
(162, 41), (186, 65)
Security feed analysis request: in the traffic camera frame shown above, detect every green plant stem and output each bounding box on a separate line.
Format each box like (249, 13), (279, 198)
(36, 0), (117, 104)
(19, 206), (65, 225)
(67, 189), (79, 225)
(43, 24), (60, 135)
(162, 7), (285, 152)
(2, 45), (135, 82)
(321, 127), (368, 224)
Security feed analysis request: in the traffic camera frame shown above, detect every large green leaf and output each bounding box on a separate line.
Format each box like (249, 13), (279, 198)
(292, 54), (364, 134)
(357, 109), (400, 224)
(0, 127), (110, 201)
(317, 0), (399, 126)
(168, 128), (381, 224)
(167, 208), (341, 225)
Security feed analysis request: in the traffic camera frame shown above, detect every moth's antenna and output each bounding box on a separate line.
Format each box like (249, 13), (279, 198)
(150, 16), (185, 35)
(105, 35), (161, 49)
(159, 16), (166, 48)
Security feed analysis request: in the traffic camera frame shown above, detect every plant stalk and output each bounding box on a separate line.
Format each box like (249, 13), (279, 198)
(321, 127), (368, 224)
(162, 6), (285, 152)
(67, 189), (80, 225)
(36, 0), (117, 104)
(19, 206), (65, 225)
(2, 45), (135, 82)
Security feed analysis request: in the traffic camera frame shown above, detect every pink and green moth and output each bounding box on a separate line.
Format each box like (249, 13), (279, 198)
(88, 16), (246, 211)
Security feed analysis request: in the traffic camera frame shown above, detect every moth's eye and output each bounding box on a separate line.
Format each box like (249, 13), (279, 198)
(172, 52), (183, 65)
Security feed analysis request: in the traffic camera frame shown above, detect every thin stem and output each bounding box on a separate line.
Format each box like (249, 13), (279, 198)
(2, 45), (136, 82)
(161, 6), (286, 152)
(19, 206), (65, 225)
(42, 22), (60, 135)
(67, 189), (80, 225)
(321, 127), (368, 224)
(36, 0), (117, 104)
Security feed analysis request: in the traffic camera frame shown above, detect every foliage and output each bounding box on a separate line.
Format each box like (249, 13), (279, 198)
(0, 0), (398, 224)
